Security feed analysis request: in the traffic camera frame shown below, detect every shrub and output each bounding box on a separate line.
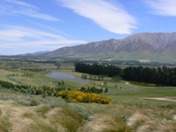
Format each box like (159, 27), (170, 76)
(79, 86), (103, 94)
(0, 80), (14, 89)
(29, 100), (40, 106)
(58, 90), (111, 104)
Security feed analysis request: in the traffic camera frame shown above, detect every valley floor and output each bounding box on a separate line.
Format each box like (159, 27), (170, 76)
(0, 61), (175, 132)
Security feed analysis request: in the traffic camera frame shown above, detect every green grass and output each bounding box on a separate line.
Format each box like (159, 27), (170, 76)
(128, 81), (157, 87)
(1, 63), (175, 107)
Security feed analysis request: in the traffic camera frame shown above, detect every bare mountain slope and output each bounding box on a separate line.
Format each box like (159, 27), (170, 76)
(45, 39), (121, 57)
(118, 32), (176, 52)
(44, 32), (176, 63)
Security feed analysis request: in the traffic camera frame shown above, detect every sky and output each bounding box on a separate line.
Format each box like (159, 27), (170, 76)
(0, 0), (176, 55)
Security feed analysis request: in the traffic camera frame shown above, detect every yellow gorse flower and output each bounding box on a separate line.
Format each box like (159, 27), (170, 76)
(58, 90), (111, 104)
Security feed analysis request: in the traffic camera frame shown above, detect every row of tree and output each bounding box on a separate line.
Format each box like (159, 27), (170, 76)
(0, 80), (107, 97)
(0, 80), (67, 97)
(75, 63), (176, 86)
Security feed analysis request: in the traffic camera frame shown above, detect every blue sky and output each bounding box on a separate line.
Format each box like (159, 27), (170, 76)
(0, 0), (176, 55)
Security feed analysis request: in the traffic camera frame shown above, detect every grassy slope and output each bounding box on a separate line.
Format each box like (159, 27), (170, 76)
(0, 61), (175, 131)
(0, 85), (175, 132)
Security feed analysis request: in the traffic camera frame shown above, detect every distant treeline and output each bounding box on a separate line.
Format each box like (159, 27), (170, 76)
(75, 63), (176, 86)
(75, 63), (123, 77)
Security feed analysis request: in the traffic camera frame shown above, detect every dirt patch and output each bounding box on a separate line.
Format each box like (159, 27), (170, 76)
(124, 81), (138, 87)
(144, 97), (176, 102)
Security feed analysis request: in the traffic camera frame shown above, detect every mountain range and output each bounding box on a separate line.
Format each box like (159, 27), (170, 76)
(40, 32), (176, 63)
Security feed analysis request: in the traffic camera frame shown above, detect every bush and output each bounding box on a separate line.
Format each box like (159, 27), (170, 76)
(29, 100), (40, 106)
(0, 80), (14, 89)
(58, 90), (111, 104)
(79, 86), (103, 94)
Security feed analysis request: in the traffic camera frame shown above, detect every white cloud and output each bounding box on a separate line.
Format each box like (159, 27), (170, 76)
(0, 0), (59, 21)
(145, 0), (176, 16)
(57, 0), (137, 34)
(4, 0), (37, 9)
(0, 25), (87, 55)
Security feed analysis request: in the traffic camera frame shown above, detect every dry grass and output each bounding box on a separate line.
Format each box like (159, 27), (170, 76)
(136, 121), (160, 132)
(80, 114), (130, 132)
(160, 122), (176, 132)
(46, 107), (85, 132)
(127, 113), (176, 132)
(0, 113), (12, 132)
(127, 113), (150, 130)
(0, 101), (175, 132)
(0, 101), (84, 132)
(28, 118), (59, 132)
(35, 104), (51, 117)
(0, 102), (59, 132)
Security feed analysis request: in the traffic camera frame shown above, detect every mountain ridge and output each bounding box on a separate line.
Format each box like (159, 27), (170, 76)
(42, 32), (176, 63)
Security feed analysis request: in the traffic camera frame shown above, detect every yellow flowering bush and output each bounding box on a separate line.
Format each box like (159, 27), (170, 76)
(58, 90), (111, 104)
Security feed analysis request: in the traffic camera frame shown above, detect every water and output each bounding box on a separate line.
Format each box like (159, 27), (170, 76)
(47, 72), (89, 83)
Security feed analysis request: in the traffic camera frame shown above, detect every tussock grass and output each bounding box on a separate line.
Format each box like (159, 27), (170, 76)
(22, 110), (36, 119)
(136, 121), (160, 132)
(127, 113), (176, 132)
(127, 113), (150, 130)
(81, 114), (130, 132)
(60, 108), (84, 132)
(160, 122), (176, 132)
(35, 104), (50, 117)
(0, 98), (175, 132)
(0, 115), (12, 132)
(29, 118), (59, 132)
(46, 107), (85, 132)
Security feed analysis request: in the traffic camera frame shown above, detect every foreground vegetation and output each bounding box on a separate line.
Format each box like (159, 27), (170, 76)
(0, 98), (175, 132)
(0, 60), (175, 131)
